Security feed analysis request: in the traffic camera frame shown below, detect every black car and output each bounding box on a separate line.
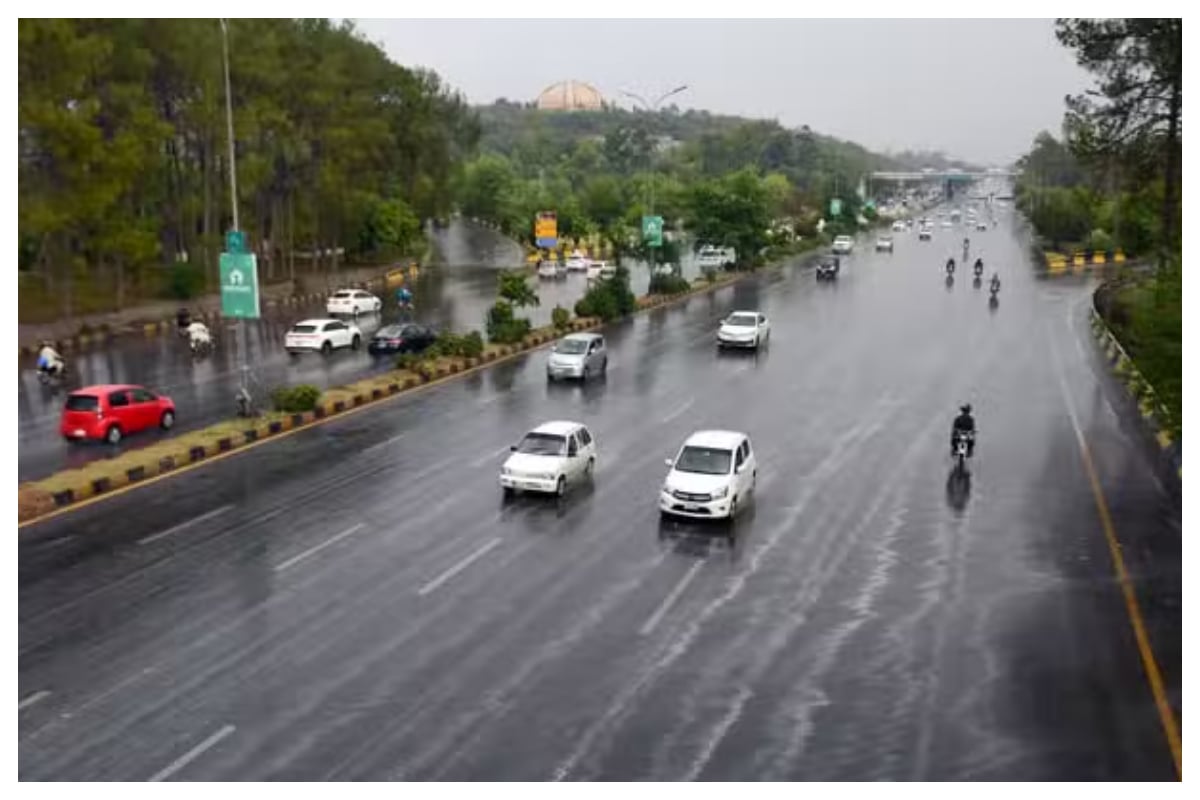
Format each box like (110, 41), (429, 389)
(368, 323), (436, 355)
(816, 256), (840, 280)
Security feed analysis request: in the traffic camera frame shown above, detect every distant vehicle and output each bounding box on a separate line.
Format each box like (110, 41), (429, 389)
(816, 256), (840, 280)
(831, 235), (855, 255)
(876, 236), (894, 253)
(538, 260), (564, 279)
(659, 430), (757, 524)
(500, 420), (596, 498)
(285, 319), (362, 356)
(326, 289), (382, 316)
(696, 245), (736, 269)
(918, 227), (933, 241)
(891, 220), (907, 232)
(565, 250), (591, 272)
(61, 384), (175, 445)
(950, 209), (962, 222)
(547, 332), (607, 382)
(368, 323), (436, 356)
(976, 221), (989, 232)
(586, 260), (616, 281)
(717, 311), (770, 349)
(941, 219), (953, 228)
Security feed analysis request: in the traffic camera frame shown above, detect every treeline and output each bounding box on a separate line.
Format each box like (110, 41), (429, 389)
(19, 19), (479, 316)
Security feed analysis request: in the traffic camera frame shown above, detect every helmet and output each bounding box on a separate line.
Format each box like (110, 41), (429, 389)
(960, 404), (972, 414)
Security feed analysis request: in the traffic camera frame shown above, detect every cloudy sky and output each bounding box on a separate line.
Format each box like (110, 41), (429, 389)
(354, 18), (1094, 165)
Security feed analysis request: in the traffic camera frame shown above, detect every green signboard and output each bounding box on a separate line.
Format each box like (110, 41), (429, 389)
(225, 230), (247, 254)
(219, 252), (260, 319)
(829, 198), (843, 217)
(642, 215), (664, 248)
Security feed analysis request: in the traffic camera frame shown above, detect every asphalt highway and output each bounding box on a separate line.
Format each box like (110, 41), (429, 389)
(18, 207), (1181, 780)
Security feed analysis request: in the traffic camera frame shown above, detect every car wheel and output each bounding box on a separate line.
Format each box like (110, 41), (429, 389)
(502, 486), (515, 500)
(351, 335), (361, 351)
(753, 336), (760, 348)
(321, 340), (333, 356)
(105, 425), (122, 445)
(555, 475), (566, 497)
(160, 410), (175, 430)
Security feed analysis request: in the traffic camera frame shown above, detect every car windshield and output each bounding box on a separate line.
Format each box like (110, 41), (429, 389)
(65, 394), (99, 412)
(726, 314), (757, 327)
(556, 339), (589, 355)
(516, 432), (566, 456)
(291, 324), (317, 333)
(674, 446), (733, 476)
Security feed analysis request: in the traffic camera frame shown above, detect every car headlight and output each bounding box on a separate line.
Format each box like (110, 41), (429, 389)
(711, 486), (729, 499)
(501, 466), (512, 476)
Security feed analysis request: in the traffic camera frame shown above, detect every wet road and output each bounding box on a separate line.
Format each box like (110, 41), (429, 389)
(18, 208), (1180, 780)
(18, 220), (701, 482)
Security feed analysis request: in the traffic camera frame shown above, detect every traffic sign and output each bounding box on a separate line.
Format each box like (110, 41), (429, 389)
(219, 252), (260, 319)
(642, 215), (664, 248)
(225, 230), (247, 254)
(535, 211), (558, 248)
(829, 198), (843, 217)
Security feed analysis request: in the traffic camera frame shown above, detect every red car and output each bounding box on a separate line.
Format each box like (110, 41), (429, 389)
(60, 384), (176, 445)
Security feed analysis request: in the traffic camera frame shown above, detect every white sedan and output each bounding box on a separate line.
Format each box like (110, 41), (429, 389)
(717, 311), (770, 349)
(500, 420), (597, 497)
(659, 430), (757, 523)
(326, 289), (381, 316)
(285, 319), (363, 356)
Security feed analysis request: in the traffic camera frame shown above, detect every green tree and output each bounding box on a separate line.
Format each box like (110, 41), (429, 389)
(498, 269), (539, 309)
(685, 169), (773, 268)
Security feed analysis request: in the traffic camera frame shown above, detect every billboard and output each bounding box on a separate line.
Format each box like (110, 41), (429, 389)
(535, 211), (558, 248)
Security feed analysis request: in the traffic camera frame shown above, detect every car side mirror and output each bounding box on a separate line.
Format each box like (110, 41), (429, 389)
(664, 458), (674, 467)
(510, 444), (518, 452)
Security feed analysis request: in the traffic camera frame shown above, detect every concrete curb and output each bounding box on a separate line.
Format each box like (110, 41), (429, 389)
(1088, 302), (1180, 479)
(17, 255), (799, 526)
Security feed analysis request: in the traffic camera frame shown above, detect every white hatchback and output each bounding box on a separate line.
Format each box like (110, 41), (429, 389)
(660, 430), (757, 522)
(500, 421), (597, 497)
(326, 289), (381, 316)
(717, 311), (770, 349)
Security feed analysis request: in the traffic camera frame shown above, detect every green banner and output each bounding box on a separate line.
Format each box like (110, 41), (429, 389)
(219, 252), (260, 319)
(642, 215), (664, 248)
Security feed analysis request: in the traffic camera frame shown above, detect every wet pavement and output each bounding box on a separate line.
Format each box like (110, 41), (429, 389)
(17, 220), (702, 482)
(18, 207), (1180, 780)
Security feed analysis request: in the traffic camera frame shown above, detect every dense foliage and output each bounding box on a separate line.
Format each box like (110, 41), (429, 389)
(574, 266), (637, 321)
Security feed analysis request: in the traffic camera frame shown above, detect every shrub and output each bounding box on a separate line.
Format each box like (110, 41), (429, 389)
(272, 384), (321, 413)
(462, 330), (484, 357)
(430, 330), (485, 358)
(701, 265), (719, 284)
(167, 261), (206, 300)
(551, 305), (571, 331)
(574, 266), (636, 321)
(486, 301), (532, 343)
(395, 353), (423, 372)
(648, 272), (692, 295)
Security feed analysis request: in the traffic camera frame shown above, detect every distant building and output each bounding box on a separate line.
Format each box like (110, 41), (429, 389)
(536, 80), (604, 111)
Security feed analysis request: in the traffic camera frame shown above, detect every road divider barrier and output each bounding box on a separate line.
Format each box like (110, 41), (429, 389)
(1044, 249), (1129, 275)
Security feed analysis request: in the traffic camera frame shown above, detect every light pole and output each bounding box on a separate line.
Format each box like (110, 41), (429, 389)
(620, 85), (688, 277)
(220, 19), (250, 412)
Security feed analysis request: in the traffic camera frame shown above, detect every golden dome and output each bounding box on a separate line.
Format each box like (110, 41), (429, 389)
(536, 80), (604, 111)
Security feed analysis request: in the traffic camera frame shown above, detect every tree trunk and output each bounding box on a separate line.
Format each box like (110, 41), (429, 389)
(287, 192), (295, 283)
(1159, 79), (1180, 272)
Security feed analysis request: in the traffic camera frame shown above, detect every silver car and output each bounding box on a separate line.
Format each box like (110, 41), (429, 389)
(547, 332), (608, 381)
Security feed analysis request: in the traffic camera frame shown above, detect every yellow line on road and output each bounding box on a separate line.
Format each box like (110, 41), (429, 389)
(1053, 347), (1181, 779)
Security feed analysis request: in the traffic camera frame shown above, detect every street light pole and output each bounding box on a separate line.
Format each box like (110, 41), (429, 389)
(620, 85), (688, 278)
(220, 19), (250, 410)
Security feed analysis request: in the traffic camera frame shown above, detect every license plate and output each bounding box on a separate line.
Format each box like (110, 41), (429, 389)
(682, 504), (700, 512)
(73, 429), (85, 437)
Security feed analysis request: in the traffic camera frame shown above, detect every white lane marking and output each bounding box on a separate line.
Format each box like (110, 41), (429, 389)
(417, 537), (503, 596)
(274, 523), (366, 572)
(138, 505), (234, 545)
(19, 690), (50, 710)
(148, 724), (236, 782)
(639, 559), (706, 636)
(363, 432), (405, 455)
(659, 398), (695, 424)
(470, 445), (513, 469)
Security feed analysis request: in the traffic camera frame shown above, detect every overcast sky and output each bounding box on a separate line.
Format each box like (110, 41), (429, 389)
(354, 18), (1093, 165)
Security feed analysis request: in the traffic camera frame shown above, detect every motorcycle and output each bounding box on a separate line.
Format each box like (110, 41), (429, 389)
(945, 259), (956, 275)
(973, 260), (984, 278)
(37, 360), (66, 386)
(952, 430), (974, 472)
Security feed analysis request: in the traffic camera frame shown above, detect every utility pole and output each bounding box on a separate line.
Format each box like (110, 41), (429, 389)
(620, 85), (688, 277)
(220, 18), (250, 411)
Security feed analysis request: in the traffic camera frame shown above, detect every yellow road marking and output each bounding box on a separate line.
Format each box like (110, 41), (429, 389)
(1052, 347), (1182, 779)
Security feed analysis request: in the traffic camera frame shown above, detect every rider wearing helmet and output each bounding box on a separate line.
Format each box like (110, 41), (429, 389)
(974, 257), (984, 275)
(946, 257), (956, 274)
(952, 404), (976, 457)
(396, 285), (413, 308)
(989, 272), (1001, 293)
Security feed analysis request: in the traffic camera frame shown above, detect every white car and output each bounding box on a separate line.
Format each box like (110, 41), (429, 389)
(696, 245), (736, 269)
(547, 332), (607, 381)
(326, 289), (381, 316)
(565, 251), (591, 272)
(717, 311), (770, 349)
(586, 260), (616, 281)
(500, 420), (597, 497)
(659, 430), (757, 522)
(538, 260), (564, 279)
(976, 220), (989, 232)
(285, 319), (363, 356)
(831, 235), (854, 255)
(918, 227), (933, 241)
(891, 220), (907, 232)
(875, 236), (894, 252)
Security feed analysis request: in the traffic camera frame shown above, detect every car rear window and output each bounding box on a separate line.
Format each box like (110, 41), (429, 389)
(65, 394), (99, 412)
(332, 291), (351, 298)
(291, 324), (317, 333)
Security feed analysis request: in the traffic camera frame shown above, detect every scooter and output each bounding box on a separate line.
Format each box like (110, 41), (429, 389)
(953, 430), (974, 473)
(37, 359), (66, 386)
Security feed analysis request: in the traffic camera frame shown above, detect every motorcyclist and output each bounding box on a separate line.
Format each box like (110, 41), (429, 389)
(973, 257), (984, 276)
(989, 272), (1001, 294)
(951, 403), (976, 457)
(187, 321), (212, 352)
(176, 307), (192, 334)
(945, 257), (956, 274)
(962, 237), (970, 263)
(396, 285), (413, 309)
(37, 341), (64, 377)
